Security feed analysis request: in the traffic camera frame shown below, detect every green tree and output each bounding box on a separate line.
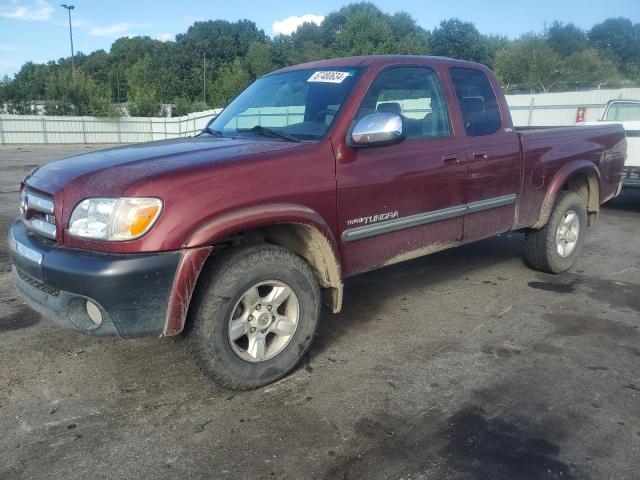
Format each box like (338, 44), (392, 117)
(126, 55), (159, 116)
(176, 19), (267, 63)
(110, 36), (165, 68)
(9, 62), (51, 102)
(210, 58), (251, 107)
(272, 22), (330, 66)
(245, 42), (275, 78)
(41, 70), (116, 116)
(128, 87), (159, 117)
(79, 50), (112, 90)
(430, 19), (488, 64)
(546, 21), (588, 57)
(562, 48), (621, 87)
(329, 3), (395, 56)
(387, 12), (429, 55)
(589, 18), (640, 78)
(2, 7), (639, 116)
(321, 3), (427, 56)
(173, 97), (207, 116)
(482, 34), (510, 68)
(494, 35), (563, 92)
(0, 75), (10, 104)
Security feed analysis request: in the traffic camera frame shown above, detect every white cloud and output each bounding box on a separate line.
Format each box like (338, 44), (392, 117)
(272, 14), (324, 36)
(0, 0), (53, 21)
(89, 22), (150, 37)
(155, 32), (174, 42)
(0, 44), (17, 51)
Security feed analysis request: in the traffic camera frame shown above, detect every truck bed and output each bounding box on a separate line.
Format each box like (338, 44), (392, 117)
(514, 123), (626, 229)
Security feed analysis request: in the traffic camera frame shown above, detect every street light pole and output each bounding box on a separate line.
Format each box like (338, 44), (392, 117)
(60, 4), (75, 76)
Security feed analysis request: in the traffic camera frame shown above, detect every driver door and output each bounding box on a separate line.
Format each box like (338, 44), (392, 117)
(336, 66), (467, 275)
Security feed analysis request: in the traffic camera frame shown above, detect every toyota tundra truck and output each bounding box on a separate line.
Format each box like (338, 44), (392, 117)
(9, 56), (626, 389)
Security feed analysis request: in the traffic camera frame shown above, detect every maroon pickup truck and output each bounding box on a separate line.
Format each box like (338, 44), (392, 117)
(9, 56), (626, 389)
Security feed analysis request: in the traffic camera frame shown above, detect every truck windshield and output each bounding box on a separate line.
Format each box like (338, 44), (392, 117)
(209, 68), (361, 141)
(605, 102), (640, 121)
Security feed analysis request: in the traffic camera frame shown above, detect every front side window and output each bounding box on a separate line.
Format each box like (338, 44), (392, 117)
(450, 67), (501, 137)
(209, 68), (361, 141)
(605, 102), (640, 121)
(356, 67), (451, 139)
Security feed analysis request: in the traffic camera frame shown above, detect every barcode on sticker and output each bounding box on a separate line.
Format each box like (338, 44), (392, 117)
(307, 71), (350, 83)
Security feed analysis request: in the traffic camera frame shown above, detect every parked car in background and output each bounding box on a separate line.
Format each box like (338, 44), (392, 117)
(579, 99), (639, 188)
(9, 55), (626, 390)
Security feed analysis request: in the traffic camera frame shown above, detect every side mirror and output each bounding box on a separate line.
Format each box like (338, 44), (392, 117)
(349, 113), (404, 148)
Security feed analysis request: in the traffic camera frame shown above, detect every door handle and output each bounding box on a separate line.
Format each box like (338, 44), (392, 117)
(473, 152), (489, 161)
(442, 154), (460, 164)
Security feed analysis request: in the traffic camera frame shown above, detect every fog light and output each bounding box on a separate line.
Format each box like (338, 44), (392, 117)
(85, 300), (103, 326)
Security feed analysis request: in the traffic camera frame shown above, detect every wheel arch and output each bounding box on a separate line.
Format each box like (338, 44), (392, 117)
(534, 160), (601, 229)
(163, 204), (343, 336)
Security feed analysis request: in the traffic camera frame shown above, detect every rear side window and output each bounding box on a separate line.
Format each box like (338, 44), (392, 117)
(356, 67), (451, 139)
(450, 68), (501, 136)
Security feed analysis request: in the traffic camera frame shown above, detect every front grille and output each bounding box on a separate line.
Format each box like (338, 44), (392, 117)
(624, 167), (640, 180)
(622, 167), (640, 186)
(17, 269), (60, 297)
(21, 187), (57, 241)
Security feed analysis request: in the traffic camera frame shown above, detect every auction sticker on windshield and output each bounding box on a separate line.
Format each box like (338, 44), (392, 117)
(307, 71), (351, 83)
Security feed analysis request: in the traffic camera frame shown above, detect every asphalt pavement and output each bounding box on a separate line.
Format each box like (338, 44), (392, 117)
(1, 145), (639, 480)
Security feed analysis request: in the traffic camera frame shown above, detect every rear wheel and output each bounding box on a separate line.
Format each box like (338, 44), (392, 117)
(524, 191), (588, 274)
(186, 244), (321, 390)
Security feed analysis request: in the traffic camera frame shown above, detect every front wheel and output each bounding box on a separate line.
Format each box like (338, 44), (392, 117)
(186, 245), (321, 390)
(524, 191), (588, 274)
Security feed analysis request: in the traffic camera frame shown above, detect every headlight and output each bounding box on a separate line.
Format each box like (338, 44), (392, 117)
(68, 197), (163, 241)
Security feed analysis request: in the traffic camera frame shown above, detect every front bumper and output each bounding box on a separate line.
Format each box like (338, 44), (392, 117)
(9, 221), (180, 338)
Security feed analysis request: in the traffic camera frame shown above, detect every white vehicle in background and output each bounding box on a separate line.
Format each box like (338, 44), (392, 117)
(580, 100), (640, 188)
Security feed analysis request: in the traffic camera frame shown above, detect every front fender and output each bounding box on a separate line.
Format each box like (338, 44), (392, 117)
(161, 203), (343, 335)
(184, 203), (339, 252)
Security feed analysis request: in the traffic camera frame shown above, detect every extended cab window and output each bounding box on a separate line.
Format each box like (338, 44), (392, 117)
(210, 68), (360, 141)
(605, 102), (640, 121)
(356, 67), (451, 139)
(450, 68), (501, 136)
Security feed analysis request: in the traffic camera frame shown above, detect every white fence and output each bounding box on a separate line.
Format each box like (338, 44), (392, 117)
(2, 88), (640, 144)
(507, 88), (640, 126)
(0, 109), (221, 145)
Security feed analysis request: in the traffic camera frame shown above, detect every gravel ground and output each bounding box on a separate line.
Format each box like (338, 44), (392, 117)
(0, 145), (639, 480)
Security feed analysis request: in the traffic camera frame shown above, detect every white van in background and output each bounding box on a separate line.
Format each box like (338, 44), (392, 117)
(580, 100), (640, 188)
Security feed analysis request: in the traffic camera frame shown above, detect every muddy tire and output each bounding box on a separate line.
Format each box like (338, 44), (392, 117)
(524, 191), (588, 274)
(186, 244), (321, 390)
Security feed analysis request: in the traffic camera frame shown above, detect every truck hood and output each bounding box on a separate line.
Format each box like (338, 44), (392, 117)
(27, 136), (305, 195)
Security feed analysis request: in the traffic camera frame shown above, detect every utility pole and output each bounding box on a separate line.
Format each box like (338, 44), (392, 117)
(60, 4), (75, 76)
(203, 52), (206, 105)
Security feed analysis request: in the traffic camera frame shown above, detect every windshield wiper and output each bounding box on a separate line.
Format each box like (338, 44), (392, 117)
(203, 126), (224, 138)
(236, 125), (300, 143)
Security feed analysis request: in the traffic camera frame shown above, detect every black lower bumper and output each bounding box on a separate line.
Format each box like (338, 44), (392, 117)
(9, 221), (180, 338)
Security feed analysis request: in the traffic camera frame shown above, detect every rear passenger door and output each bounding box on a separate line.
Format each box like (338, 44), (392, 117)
(449, 67), (521, 241)
(336, 66), (467, 275)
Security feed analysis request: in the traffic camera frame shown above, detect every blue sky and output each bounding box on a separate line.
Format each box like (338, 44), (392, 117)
(0, 0), (638, 77)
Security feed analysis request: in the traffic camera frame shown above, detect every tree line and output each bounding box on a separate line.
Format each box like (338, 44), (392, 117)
(1, 3), (638, 117)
